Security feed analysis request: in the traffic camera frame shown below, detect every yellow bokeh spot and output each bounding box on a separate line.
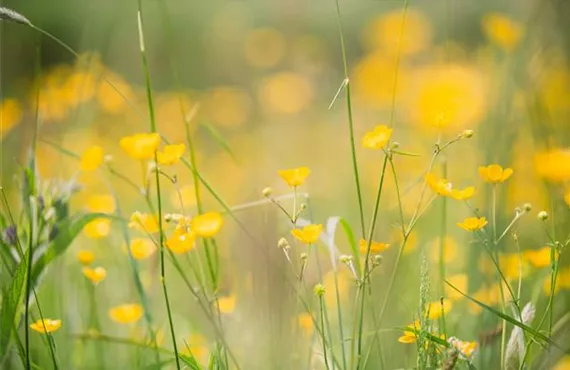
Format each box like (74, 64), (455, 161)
(244, 28), (286, 68)
(258, 72), (313, 114)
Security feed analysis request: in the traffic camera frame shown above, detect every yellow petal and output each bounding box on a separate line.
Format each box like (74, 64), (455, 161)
(192, 212), (223, 238)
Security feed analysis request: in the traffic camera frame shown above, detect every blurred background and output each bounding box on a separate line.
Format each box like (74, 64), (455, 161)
(2, 0), (570, 368)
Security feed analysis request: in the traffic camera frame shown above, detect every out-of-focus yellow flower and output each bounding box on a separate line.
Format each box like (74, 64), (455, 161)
(86, 194), (115, 214)
(553, 356), (570, 370)
(80, 145), (104, 171)
(430, 237), (458, 265)
(478, 164), (513, 184)
(217, 295), (236, 314)
(127, 238), (157, 260)
(84, 219), (111, 239)
(427, 299), (452, 320)
(83, 266), (107, 285)
(362, 8), (432, 55)
(445, 273), (468, 301)
(258, 72), (313, 114)
(244, 28), (286, 68)
(404, 64), (486, 131)
(191, 212), (223, 238)
(362, 125), (392, 149)
(0, 99), (23, 139)
(291, 224), (322, 245)
(457, 216), (487, 232)
(166, 228), (195, 254)
(30, 319), (62, 334)
(297, 313), (314, 336)
(278, 167), (311, 187)
(157, 143), (185, 166)
(524, 247), (555, 269)
(451, 187), (475, 200)
(499, 253), (530, 281)
(352, 52), (407, 109)
(109, 304), (143, 324)
(203, 87), (252, 128)
(539, 66), (570, 114)
(448, 337), (478, 359)
(535, 149), (570, 183)
(97, 73), (134, 114)
(129, 212), (159, 234)
(426, 173), (474, 200)
(119, 133), (160, 161)
(77, 250), (95, 265)
(359, 239), (390, 255)
(182, 334), (209, 363)
(482, 13), (523, 51)
(398, 320), (420, 343)
(63, 71), (97, 106)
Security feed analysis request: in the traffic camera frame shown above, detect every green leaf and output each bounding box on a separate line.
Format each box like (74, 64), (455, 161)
(0, 244), (30, 363)
(199, 122), (238, 164)
(31, 213), (114, 287)
(445, 280), (565, 351)
(339, 218), (361, 275)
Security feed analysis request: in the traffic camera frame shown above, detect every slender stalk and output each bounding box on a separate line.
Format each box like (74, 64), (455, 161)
(332, 0), (365, 237)
(319, 296), (330, 370)
(438, 159), (448, 338)
(135, 7), (180, 369)
(333, 272), (348, 369)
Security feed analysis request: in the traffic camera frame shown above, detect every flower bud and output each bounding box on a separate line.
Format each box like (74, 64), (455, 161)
(300, 252), (308, 261)
(538, 211), (549, 221)
(277, 237), (290, 249)
(522, 203), (532, 212)
(339, 254), (353, 264)
(391, 141), (400, 149)
(262, 187), (272, 197)
(462, 129), (474, 139)
(373, 254), (383, 267)
(313, 283), (326, 297)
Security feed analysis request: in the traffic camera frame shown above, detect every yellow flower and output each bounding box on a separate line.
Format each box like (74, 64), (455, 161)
(362, 125), (392, 149)
(119, 133), (160, 160)
(77, 250), (95, 265)
(217, 295), (236, 314)
(80, 145), (104, 171)
(278, 167), (311, 187)
(449, 337), (478, 359)
(128, 238), (157, 260)
(108, 304), (143, 324)
(398, 320), (420, 344)
(30, 319), (62, 334)
(426, 173), (474, 200)
(297, 313), (314, 336)
(499, 253), (531, 281)
(97, 73), (134, 114)
(450, 186), (475, 200)
(535, 149), (570, 183)
(166, 228), (196, 254)
(156, 143), (185, 166)
(457, 216), (487, 232)
(291, 224), (323, 245)
(359, 239), (390, 255)
(427, 299), (453, 320)
(445, 274), (468, 301)
(191, 212), (223, 238)
(129, 212), (159, 234)
(478, 164), (513, 184)
(86, 194), (115, 214)
(83, 266), (107, 284)
(482, 13), (523, 51)
(0, 98), (23, 139)
(84, 219), (111, 239)
(524, 247), (555, 269)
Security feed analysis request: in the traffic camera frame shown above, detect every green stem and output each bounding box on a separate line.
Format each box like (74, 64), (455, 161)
(135, 7), (180, 369)
(333, 271), (348, 370)
(319, 296), (330, 370)
(356, 154), (389, 369)
(332, 0), (365, 237)
(439, 160), (447, 338)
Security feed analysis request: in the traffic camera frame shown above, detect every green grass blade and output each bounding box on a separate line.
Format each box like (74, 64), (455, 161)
(445, 280), (564, 350)
(199, 122), (238, 164)
(339, 217), (361, 276)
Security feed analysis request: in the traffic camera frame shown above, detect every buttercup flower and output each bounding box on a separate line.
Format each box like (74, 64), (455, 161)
(191, 212), (223, 238)
(77, 250), (95, 265)
(523, 247), (556, 269)
(278, 167), (311, 187)
(448, 337), (478, 359)
(478, 164), (513, 184)
(166, 228), (196, 254)
(128, 238), (158, 260)
(291, 224), (323, 244)
(86, 194), (115, 214)
(83, 219), (111, 239)
(109, 304), (143, 324)
(217, 295), (236, 314)
(457, 216), (488, 232)
(398, 320), (420, 343)
(83, 266), (107, 284)
(119, 133), (160, 160)
(30, 319), (62, 334)
(426, 173), (474, 200)
(450, 187), (475, 200)
(362, 125), (392, 149)
(80, 145), (104, 171)
(156, 143), (185, 166)
(482, 13), (523, 51)
(129, 212), (159, 234)
(359, 239), (390, 255)
(427, 299), (453, 320)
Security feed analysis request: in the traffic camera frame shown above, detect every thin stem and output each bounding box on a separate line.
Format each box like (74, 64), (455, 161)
(333, 272), (348, 370)
(333, 0), (365, 237)
(319, 296), (330, 370)
(136, 7), (180, 369)
(438, 159), (448, 338)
